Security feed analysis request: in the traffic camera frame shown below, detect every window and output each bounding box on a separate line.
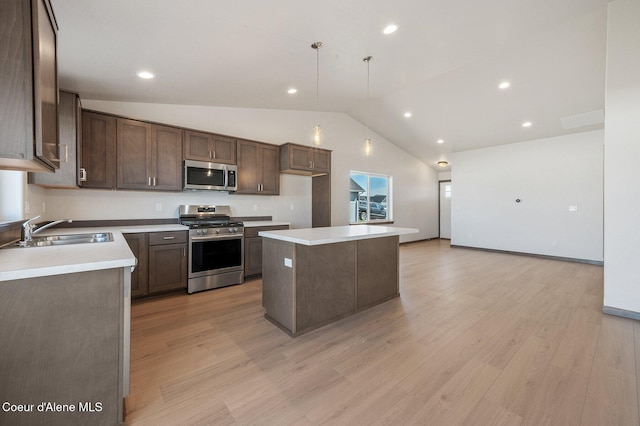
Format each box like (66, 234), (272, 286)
(445, 184), (451, 198)
(349, 171), (392, 223)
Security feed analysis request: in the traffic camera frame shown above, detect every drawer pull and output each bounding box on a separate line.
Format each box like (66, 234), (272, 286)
(163, 236), (175, 240)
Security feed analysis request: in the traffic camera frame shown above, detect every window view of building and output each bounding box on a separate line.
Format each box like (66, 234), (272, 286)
(349, 171), (391, 223)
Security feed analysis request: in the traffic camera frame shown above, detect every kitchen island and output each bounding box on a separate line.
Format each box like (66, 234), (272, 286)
(259, 225), (418, 336)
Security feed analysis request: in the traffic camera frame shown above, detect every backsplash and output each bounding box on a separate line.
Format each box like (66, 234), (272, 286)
(37, 174), (311, 228)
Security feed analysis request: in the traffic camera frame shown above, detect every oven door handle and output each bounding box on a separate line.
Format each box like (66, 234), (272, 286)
(190, 235), (243, 241)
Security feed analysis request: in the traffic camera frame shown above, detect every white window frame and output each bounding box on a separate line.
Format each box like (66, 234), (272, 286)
(349, 170), (393, 224)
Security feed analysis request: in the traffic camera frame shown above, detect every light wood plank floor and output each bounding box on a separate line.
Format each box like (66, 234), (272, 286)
(125, 240), (640, 425)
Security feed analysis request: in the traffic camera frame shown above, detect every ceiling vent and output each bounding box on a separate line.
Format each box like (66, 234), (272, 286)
(560, 109), (604, 130)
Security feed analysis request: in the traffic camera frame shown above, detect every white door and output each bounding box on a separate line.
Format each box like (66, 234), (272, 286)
(439, 181), (451, 239)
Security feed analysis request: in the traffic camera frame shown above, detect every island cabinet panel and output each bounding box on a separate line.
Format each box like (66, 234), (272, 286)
(184, 130), (236, 164)
(356, 236), (399, 309)
(262, 239), (295, 331)
(80, 111), (117, 188)
(295, 242), (356, 333)
(0, 269), (125, 425)
(262, 234), (403, 337)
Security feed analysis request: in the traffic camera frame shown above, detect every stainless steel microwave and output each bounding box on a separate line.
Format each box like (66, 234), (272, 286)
(183, 160), (237, 191)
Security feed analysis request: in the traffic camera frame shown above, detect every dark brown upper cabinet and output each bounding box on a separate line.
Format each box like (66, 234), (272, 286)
(80, 111), (117, 189)
(184, 130), (236, 164)
(0, 0), (59, 172)
(236, 140), (280, 195)
(29, 91), (81, 188)
(280, 143), (331, 176)
(117, 118), (183, 191)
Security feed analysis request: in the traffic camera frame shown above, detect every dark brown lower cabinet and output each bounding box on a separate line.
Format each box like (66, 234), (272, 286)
(244, 225), (289, 277)
(148, 243), (187, 293)
(124, 233), (148, 298)
(125, 230), (187, 298)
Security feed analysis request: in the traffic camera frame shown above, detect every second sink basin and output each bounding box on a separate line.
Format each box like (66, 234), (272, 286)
(20, 232), (114, 247)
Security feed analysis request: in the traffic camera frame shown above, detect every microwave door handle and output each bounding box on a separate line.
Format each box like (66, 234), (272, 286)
(223, 166), (228, 189)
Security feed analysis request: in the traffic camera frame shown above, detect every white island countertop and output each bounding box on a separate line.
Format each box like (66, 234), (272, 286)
(259, 225), (418, 246)
(0, 224), (189, 282)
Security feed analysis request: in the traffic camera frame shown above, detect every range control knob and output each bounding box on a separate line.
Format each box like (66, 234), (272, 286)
(215, 229), (221, 234)
(196, 229), (202, 235)
(202, 229), (208, 234)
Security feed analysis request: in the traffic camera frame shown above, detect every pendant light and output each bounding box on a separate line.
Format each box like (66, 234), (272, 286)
(363, 56), (373, 156)
(311, 42), (323, 146)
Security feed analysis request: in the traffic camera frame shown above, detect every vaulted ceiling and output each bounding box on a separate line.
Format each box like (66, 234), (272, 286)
(52, 0), (610, 170)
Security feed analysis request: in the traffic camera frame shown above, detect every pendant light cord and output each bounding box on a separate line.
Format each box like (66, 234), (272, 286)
(365, 56), (371, 139)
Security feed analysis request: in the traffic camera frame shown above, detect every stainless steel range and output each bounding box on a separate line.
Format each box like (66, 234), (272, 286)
(179, 205), (244, 294)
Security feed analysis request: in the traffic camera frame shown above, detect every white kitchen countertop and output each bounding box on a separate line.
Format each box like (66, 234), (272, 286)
(243, 221), (290, 228)
(259, 225), (418, 246)
(0, 224), (188, 282)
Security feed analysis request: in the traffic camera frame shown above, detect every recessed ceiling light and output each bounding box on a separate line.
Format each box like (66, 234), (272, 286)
(137, 71), (154, 79)
(499, 81), (510, 89)
(383, 24), (398, 35)
(522, 121), (532, 127)
(437, 139), (444, 144)
(287, 88), (298, 94)
(403, 112), (412, 118)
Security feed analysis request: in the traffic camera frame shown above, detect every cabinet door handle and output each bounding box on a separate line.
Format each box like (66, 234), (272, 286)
(79, 168), (87, 182)
(148, 177), (152, 186)
(163, 236), (175, 240)
(153, 177), (157, 186)
(183, 247), (186, 257)
(62, 144), (69, 163)
(209, 150), (213, 159)
(212, 150), (216, 159)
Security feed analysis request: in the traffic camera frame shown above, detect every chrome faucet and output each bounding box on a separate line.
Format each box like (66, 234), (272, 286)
(21, 216), (73, 245)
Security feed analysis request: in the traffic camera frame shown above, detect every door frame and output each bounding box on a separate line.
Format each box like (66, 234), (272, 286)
(438, 179), (451, 239)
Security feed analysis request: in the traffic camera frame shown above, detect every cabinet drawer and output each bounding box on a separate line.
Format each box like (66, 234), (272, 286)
(244, 225), (289, 238)
(148, 231), (188, 246)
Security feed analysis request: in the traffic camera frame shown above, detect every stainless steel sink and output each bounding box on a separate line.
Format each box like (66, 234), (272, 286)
(18, 232), (114, 247)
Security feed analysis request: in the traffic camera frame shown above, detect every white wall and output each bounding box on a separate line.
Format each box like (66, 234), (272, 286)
(451, 130), (604, 262)
(603, 0), (640, 314)
(38, 101), (438, 242)
(0, 171), (25, 220)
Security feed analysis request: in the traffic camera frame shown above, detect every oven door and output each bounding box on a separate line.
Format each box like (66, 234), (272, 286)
(189, 235), (244, 279)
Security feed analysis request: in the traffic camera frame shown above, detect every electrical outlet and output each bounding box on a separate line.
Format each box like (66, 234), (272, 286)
(42, 201), (46, 213)
(569, 205), (578, 212)
(24, 202), (30, 214)
(253, 204), (258, 211)
(155, 202), (162, 212)
(291, 203), (295, 211)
